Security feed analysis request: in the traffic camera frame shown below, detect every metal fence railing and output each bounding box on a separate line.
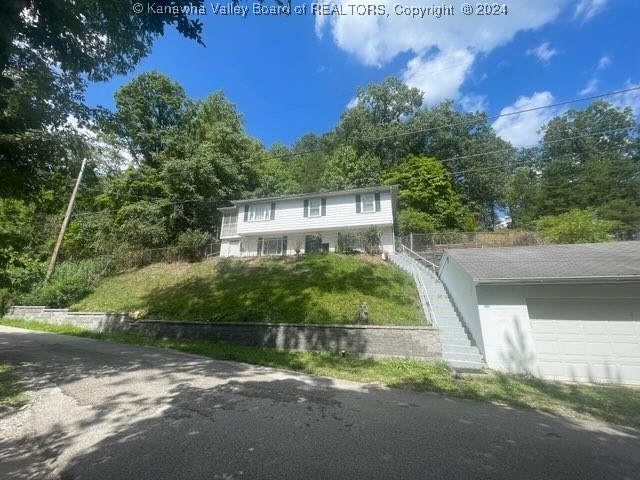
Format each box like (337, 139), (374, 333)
(398, 231), (545, 268)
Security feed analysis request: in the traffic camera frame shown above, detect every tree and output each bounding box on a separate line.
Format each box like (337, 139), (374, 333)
(536, 101), (640, 237)
(1, 1), (205, 198)
(384, 155), (475, 235)
(320, 146), (382, 191)
(0, 1), (204, 84)
(408, 100), (515, 228)
(108, 71), (192, 167)
(335, 77), (423, 164)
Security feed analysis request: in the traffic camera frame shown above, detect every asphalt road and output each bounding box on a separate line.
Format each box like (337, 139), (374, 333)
(1, 325), (638, 480)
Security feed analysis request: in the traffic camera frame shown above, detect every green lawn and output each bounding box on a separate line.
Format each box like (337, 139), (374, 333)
(72, 254), (425, 325)
(2, 318), (639, 428)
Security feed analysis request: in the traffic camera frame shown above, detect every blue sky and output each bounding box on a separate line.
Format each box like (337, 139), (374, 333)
(85, 0), (640, 148)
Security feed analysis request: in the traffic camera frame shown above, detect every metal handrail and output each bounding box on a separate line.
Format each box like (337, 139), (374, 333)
(400, 244), (439, 274)
(397, 248), (439, 327)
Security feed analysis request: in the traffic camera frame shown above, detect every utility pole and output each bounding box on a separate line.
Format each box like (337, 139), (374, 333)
(45, 158), (87, 281)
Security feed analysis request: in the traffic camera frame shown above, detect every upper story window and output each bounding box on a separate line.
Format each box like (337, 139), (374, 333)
(221, 213), (238, 236)
(309, 199), (321, 217)
(304, 198), (326, 218)
(356, 192), (381, 213)
(361, 194), (375, 213)
(245, 202), (275, 222)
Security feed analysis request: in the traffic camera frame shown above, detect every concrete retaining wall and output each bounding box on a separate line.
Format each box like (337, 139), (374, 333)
(7, 306), (442, 360)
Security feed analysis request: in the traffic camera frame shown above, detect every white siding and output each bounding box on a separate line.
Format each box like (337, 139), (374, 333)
(237, 191), (393, 235)
(439, 254), (485, 354)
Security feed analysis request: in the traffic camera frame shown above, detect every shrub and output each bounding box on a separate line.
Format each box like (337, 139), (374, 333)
(536, 209), (615, 244)
(361, 226), (382, 255)
(336, 231), (358, 254)
(22, 258), (109, 307)
(173, 229), (215, 262)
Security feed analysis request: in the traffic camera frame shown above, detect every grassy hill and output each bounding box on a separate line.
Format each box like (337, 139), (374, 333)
(72, 254), (425, 325)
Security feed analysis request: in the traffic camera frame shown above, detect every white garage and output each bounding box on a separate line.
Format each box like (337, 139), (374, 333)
(439, 241), (640, 385)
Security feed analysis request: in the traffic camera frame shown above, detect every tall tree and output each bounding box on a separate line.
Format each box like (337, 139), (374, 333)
(108, 71), (192, 167)
(408, 101), (515, 229)
(1, 0), (205, 198)
(537, 100), (640, 237)
(335, 77), (423, 164)
(384, 155), (475, 235)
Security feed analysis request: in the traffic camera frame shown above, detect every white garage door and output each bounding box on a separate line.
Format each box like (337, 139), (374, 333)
(527, 298), (640, 385)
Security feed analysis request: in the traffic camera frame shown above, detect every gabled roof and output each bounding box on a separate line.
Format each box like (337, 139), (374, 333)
(443, 241), (640, 284)
(219, 185), (398, 209)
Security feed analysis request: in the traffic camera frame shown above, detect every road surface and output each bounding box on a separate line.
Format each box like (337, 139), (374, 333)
(0, 325), (638, 479)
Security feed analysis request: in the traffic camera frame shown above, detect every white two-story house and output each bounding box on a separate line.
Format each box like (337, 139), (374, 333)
(218, 185), (398, 257)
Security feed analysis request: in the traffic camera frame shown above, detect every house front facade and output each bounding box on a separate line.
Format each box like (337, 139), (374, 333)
(218, 185), (398, 257)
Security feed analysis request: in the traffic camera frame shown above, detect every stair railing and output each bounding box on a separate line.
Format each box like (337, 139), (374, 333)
(398, 247), (439, 327)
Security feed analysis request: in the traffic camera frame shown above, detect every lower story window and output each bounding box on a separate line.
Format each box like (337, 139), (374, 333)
(262, 237), (283, 256)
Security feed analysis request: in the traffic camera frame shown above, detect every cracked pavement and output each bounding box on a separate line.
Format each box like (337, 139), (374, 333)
(1, 325), (639, 479)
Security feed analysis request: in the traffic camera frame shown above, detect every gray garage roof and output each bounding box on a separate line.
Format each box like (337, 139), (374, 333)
(442, 241), (640, 284)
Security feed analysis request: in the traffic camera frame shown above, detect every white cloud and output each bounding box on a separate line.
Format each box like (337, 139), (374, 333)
(346, 96), (359, 109)
(579, 78), (599, 95)
(315, 0), (573, 105)
(526, 42), (560, 64)
(573, 0), (608, 22)
(597, 55), (612, 70)
(610, 81), (640, 117)
(458, 94), (488, 113)
(402, 49), (475, 105)
(492, 92), (566, 148)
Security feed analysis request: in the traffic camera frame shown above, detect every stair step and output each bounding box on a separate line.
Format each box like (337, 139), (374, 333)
(442, 345), (481, 355)
(447, 360), (486, 371)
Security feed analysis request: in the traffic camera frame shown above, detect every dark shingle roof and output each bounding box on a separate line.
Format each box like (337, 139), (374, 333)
(443, 241), (640, 283)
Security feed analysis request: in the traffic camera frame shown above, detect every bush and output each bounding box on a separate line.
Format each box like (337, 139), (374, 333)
(336, 231), (358, 254)
(361, 226), (382, 255)
(21, 258), (109, 307)
(536, 209), (615, 244)
(172, 229), (215, 262)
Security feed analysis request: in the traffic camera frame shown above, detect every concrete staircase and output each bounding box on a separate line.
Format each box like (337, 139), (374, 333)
(390, 252), (486, 371)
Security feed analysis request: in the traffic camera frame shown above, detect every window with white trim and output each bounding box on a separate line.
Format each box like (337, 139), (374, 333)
(308, 199), (321, 217)
(361, 194), (375, 213)
(249, 203), (271, 221)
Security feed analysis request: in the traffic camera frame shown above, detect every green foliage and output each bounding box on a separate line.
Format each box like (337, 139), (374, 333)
(536, 209), (615, 244)
(320, 146), (383, 191)
(534, 101), (640, 236)
(0, 289), (12, 317)
(108, 71), (192, 166)
(175, 229), (214, 262)
(360, 226), (382, 255)
(408, 100), (514, 228)
(22, 259), (109, 308)
(335, 77), (423, 165)
(384, 155), (475, 235)
(1, 1), (204, 198)
(336, 231), (359, 254)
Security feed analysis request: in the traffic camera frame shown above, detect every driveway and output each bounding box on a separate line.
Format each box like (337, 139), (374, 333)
(1, 325), (638, 480)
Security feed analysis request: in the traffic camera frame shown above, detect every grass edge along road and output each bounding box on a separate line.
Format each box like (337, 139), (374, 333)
(1, 318), (639, 429)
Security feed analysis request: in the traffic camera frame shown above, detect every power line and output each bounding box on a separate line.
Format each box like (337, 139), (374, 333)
(253, 85), (640, 161)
